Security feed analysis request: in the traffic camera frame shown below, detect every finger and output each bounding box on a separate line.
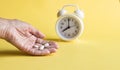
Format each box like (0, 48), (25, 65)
(29, 27), (45, 38)
(35, 42), (57, 52)
(36, 38), (43, 43)
(36, 39), (59, 49)
(34, 49), (50, 56)
(32, 43), (57, 55)
(24, 47), (51, 56)
(29, 43), (51, 55)
(48, 41), (59, 49)
(47, 48), (57, 53)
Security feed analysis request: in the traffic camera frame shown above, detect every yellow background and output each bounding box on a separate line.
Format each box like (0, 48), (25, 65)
(0, 0), (120, 70)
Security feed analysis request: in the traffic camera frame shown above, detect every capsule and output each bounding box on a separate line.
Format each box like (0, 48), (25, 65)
(33, 45), (39, 48)
(38, 45), (45, 50)
(44, 43), (50, 47)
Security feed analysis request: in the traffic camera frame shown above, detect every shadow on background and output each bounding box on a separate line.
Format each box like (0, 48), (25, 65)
(45, 38), (91, 44)
(45, 38), (75, 43)
(0, 50), (28, 57)
(45, 38), (66, 42)
(0, 50), (54, 57)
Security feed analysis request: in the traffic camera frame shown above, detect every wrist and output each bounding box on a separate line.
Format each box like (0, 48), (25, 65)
(0, 18), (10, 39)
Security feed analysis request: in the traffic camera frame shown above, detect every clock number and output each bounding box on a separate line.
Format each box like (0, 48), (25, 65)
(60, 26), (63, 29)
(61, 23), (64, 25)
(75, 30), (77, 33)
(72, 33), (75, 36)
(76, 26), (79, 29)
(64, 19), (67, 22)
(68, 34), (70, 37)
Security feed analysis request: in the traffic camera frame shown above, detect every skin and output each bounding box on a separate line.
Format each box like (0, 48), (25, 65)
(0, 18), (59, 56)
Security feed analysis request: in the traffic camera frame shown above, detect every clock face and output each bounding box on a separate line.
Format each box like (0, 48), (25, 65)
(57, 16), (80, 39)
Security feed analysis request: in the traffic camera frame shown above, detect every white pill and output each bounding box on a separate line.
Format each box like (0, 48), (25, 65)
(44, 43), (50, 47)
(33, 45), (39, 48)
(38, 45), (44, 50)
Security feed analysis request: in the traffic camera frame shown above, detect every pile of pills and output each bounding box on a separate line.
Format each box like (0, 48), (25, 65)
(33, 43), (50, 50)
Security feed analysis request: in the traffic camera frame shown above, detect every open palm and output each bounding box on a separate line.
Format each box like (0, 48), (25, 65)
(3, 19), (58, 55)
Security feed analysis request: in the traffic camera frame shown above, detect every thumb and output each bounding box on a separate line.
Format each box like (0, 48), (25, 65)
(29, 26), (45, 38)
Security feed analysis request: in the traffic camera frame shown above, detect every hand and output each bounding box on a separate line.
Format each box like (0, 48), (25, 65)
(0, 18), (59, 56)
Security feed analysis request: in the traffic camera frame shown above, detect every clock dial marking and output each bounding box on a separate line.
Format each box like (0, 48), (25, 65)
(59, 17), (80, 38)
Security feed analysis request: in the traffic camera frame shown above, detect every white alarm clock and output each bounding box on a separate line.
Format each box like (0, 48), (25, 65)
(56, 4), (84, 41)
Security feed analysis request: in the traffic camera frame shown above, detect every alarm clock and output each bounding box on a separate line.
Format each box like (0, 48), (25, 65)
(56, 4), (84, 41)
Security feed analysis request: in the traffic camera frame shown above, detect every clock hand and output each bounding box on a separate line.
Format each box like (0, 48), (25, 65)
(62, 27), (69, 32)
(62, 18), (70, 32)
(62, 25), (76, 32)
(68, 18), (70, 28)
(62, 24), (73, 32)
